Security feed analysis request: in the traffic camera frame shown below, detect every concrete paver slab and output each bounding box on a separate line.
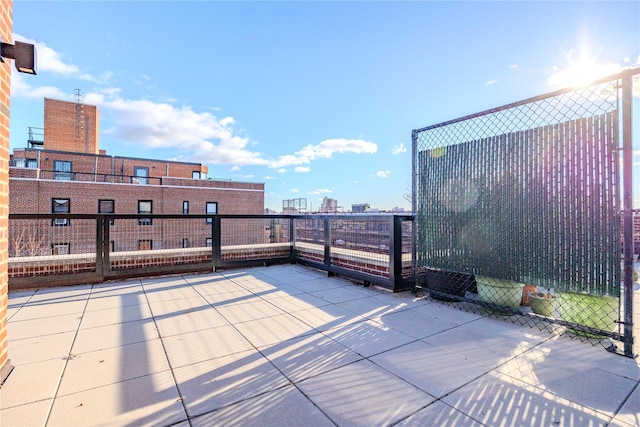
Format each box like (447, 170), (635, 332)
(71, 318), (159, 354)
(7, 313), (82, 340)
(261, 333), (362, 382)
(80, 303), (153, 329)
(323, 319), (416, 358)
(8, 299), (87, 322)
(497, 343), (639, 416)
(57, 339), (171, 396)
(190, 384), (335, 427)
(174, 349), (289, 417)
(146, 295), (209, 316)
(161, 324), (254, 368)
(234, 313), (316, 348)
(291, 304), (366, 332)
(47, 370), (187, 427)
(370, 340), (489, 398)
(85, 289), (147, 312)
(8, 331), (76, 365)
(442, 371), (611, 426)
(297, 359), (436, 427)
(0, 358), (66, 408)
(154, 308), (229, 337)
(394, 400), (484, 427)
(423, 316), (550, 368)
(611, 383), (640, 427)
(0, 399), (52, 427)
(215, 299), (285, 324)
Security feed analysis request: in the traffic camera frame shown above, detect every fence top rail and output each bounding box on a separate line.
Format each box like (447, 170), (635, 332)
(412, 66), (640, 134)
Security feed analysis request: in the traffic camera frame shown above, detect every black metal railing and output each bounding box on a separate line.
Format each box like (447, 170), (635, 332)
(8, 213), (413, 292)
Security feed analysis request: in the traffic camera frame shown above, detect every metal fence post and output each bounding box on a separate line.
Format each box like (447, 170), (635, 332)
(389, 215), (403, 291)
(621, 73), (636, 358)
(323, 216), (331, 272)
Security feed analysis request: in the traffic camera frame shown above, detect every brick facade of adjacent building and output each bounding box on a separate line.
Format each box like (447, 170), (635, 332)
(9, 97), (264, 263)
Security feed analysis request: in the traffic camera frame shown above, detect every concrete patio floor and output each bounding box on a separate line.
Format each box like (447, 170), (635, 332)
(1, 264), (639, 427)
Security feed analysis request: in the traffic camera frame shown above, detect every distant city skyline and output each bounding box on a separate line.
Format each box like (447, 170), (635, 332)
(9, 1), (640, 211)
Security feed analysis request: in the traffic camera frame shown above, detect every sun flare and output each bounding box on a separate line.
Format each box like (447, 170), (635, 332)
(548, 57), (624, 89)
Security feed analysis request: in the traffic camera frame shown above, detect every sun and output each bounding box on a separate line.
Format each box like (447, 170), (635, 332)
(548, 55), (624, 89)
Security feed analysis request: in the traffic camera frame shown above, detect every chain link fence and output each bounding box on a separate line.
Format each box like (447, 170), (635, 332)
(412, 69), (639, 356)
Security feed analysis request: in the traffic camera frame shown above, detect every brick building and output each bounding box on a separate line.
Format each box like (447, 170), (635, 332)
(9, 97), (265, 255)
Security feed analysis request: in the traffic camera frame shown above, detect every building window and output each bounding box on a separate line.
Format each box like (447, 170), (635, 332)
(205, 238), (212, 247)
(206, 202), (217, 224)
(138, 200), (152, 225)
(99, 199), (115, 225)
(51, 243), (70, 255)
(133, 166), (149, 185)
(182, 238), (189, 248)
(138, 239), (152, 250)
(192, 171), (201, 179)
(183, 201), (189, 214)
(52, 198), (70, 226)
(53, 160), (72, 181)
(13, 158), (37, 168)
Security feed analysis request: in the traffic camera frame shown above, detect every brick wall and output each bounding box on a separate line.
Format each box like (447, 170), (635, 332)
(9, 179), (264, 215)
(0, 0), (12, 382)
(11, 148), (209, 181)
(44, 98), (100, 154)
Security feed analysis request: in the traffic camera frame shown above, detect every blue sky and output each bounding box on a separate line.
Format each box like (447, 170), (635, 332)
(9, 1), (640, 212)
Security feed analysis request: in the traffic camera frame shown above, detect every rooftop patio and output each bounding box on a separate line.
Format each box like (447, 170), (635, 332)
(1, 264), (638, 427)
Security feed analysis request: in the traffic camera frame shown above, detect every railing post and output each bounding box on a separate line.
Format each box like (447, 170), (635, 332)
(621, 73), (636, 358)
(211, 215), (222, 271)
(389, 215), (403, 291)
(96, 215), (110, 279)
(289, 216), (295, 263)
(323, 216), (331, 272)
(96, 215), (103, 277)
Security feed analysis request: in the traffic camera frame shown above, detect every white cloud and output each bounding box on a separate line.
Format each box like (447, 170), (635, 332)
(10, 36), (378, 172)
(263, 176), (275, 180)
(633, 150), (640, 157)
(230, 166), (240, 172)
(10, 71), (67, 99)
(268, 138), (377, 168)
(290, 188), (299, 193)
(240, 174), (254, 179)
(510, 64), (518, 69)
(485, 79), (498, 87)
(13, 33), (112, 84)
(392, 143), (407, 155)
(308, 188), (332, 195)
(377, 170), (391, 178)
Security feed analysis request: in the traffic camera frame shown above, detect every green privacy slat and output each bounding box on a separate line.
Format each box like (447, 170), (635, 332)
(415, 79), (621, 297)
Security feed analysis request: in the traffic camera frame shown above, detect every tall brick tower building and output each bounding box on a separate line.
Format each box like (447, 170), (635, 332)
(44, 95), (100, 154)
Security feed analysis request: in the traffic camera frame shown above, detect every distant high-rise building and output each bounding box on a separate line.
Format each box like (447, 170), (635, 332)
(320, 197), (338, 213)
(352, 203), (370, 213)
